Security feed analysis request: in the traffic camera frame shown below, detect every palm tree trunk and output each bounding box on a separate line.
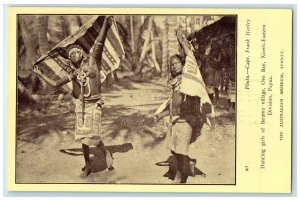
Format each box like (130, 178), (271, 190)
(17, 78), (36, 105)
(48, 15), (68, 45)
(18, 15), (38, 71)
(134, 16), (154, 74)
(64, 15), (81, 34)
(161, 16), (168, 78)
(36, 15), (49, 54)
(138, 16), (154, 63)
(130, 15), (135, 53)
(166, 16), (180, 59)
(150, 30), (161, 73)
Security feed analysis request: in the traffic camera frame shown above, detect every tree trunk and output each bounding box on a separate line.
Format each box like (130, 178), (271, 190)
(134, 16), (154, 74)
(36, 15), (49, 54)
(17, 78), (36, 105)
(166, 16), (180, 59)
(130, 15), (135, 53)
(33, 15), (52, 93)
(64, 15), (81, 34)
(48, 15), (68, 45)
(161, 16), (169, 78)
(150, 30), (161, 73)
(138, 16), (154, 63)
(131, 16), (142, 66)
(79, 15), (94, 25)
(18, 15), (38, 71)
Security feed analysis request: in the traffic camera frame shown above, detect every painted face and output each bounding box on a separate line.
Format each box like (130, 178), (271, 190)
(69, 49), (83, 65)
(170, 57), (183, 76)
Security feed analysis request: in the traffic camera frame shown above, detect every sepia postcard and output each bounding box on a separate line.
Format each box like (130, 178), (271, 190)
(6, 7), (292, 193)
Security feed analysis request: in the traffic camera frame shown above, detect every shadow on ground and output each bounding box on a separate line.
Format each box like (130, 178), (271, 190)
(156, 155), (207, 180)
(59, 143), (133, 173)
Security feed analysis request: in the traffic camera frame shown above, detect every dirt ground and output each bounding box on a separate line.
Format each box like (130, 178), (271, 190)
(16, 77), (235, 184)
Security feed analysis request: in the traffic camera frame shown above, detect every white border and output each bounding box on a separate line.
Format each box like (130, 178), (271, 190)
(1, 0), (299, 200)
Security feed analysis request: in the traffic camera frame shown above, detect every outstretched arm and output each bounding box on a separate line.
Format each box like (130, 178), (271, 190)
(33, 66), (71, 87)
(155, 110), (170, 122)
(176, 28), (193, 56)
(154, 93), (183, 122)
(89, 16), (111, 68)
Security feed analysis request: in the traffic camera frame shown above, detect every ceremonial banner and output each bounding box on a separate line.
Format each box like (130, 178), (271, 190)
(155, 53), (214, 117)
(34, 15), (125, 93)
(181, 52), (214, 112)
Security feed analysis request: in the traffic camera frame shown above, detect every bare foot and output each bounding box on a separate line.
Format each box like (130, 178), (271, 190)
(80, 166), (91, 178)
(106, 151), (114, 170)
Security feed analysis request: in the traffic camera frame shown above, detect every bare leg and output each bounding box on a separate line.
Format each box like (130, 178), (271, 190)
(178, 154), (190, 183)
(173, 153), (191, 183)
(81, 143), (92, 178)
(164, 151), (177, 180)
(96, 142), (114, 170)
